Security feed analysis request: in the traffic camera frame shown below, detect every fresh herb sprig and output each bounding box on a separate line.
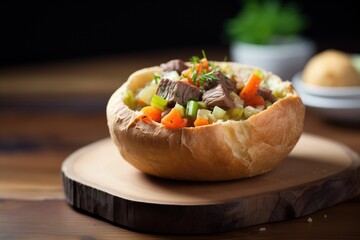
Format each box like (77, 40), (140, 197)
(153, 73), (161, 84)
(196, 69), (218, 85)
(190, 50), (208, 64)
(188, 50), (219, 86)
(189, 56), (200, 64)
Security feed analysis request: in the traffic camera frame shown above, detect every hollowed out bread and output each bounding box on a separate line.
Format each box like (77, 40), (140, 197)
(107, 62), (305, 181)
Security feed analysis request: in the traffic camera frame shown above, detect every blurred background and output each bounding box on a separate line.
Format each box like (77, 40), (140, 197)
(0, 0), (359, 110)
(1, 0), (359, 67)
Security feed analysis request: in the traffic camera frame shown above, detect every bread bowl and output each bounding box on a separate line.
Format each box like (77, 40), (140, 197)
(107, 57), (305, 181)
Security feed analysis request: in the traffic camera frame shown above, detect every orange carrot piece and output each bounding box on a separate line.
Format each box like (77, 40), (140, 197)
(181, 68), (191, 78)
(240, 73), (265, 107)
(240, 73), (261, 99)
(245, 95), (265, 107)
(195, 58), (209, 73)
(141, 106), (162, 122)
(195, 64), (203, 73)
(161, 108), (187, 128)
(200, 58), (209, 69)
(194, 117), (209, 127)
(180, 78), (192, 85)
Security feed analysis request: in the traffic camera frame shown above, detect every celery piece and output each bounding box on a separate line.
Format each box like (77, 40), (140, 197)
(208, 113), (217, 123)
(212, 106), (226, 119)
(151, 94), (168, 111)
(244, 106), (261, 119)
(186, 100), (199, 117)
(236, 81), (245, 91)
(230, 92), (244, 108)
(174, 103), (185, 117)
(122, 90), (136, 109)
(234, 97), (244, 108)
(197, 101), (207, 109)
(227, 108), (244, 120)
(229, 92), (239, 99)
(136, 84), (157, 106)
(197, 109), (211, 120)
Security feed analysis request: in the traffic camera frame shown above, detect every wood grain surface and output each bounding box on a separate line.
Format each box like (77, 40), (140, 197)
(1, 197), (359, 240)
(61, 134), (360, 234)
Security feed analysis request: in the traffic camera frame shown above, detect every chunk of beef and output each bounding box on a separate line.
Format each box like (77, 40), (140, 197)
(202, 71), (236, 92)
(156, 79), (202, 107)
(215, 71), (237, 92)
(160, 59), (188, 75)
(257, 87), (277, 103)
(202, 84), (235, 109)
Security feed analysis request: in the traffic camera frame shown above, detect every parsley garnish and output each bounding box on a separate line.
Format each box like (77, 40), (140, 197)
(190, 50), (207, 64)
(190, 67), (198, 85)
(202, 49), (207, 59)
(196, 70), (219, 85)
(187, 50), (219, 86)
(153, 73), (161, 84)
(189, 56), (200, 64)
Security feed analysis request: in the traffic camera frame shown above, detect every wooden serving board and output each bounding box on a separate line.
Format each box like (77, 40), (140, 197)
(62, 133), (360, 234)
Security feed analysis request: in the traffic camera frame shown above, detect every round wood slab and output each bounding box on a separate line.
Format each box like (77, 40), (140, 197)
(62, 133), (360, 234)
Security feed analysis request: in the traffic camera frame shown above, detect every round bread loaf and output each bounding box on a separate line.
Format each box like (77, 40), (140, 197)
(107, 62), (305, 181)
(302, 50), (360, 86)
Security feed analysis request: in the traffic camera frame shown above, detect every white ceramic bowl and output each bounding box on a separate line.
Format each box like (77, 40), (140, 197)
(292, 72), (360, 123)
(292, 71), (360, 99)
(230, 37), (315, 81)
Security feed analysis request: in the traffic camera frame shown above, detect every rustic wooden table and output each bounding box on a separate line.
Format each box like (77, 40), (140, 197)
(1, 49), (360, 239)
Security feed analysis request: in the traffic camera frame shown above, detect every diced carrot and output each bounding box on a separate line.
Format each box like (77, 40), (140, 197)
(240, 73), (261, 99)
(181, 68), (197, 86)
(245, 95), (265, 107)
(195, 64), (203, 73)
(194, 117), (209, 127)
(195, 58), (209, 73)
(181, 68), (191, 78)
(180, 78), (192, 85)
(200, 58), (209, 69)
(240, 73), (265, 107)
(161, 108), (188, 128)
(140, 106), (162, 122)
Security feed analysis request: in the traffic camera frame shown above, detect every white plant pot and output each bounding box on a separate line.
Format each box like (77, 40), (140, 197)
(230, 37), (315, 80)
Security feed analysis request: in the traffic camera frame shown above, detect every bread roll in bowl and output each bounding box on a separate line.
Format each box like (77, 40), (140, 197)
(107, 61), (305, 181)
(302, 49), (360, 86)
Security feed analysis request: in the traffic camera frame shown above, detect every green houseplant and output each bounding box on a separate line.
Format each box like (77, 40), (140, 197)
(224, 0), (315, 80)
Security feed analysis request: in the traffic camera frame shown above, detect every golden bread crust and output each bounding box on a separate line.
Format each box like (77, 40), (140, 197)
(107, 63), (305, 181)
